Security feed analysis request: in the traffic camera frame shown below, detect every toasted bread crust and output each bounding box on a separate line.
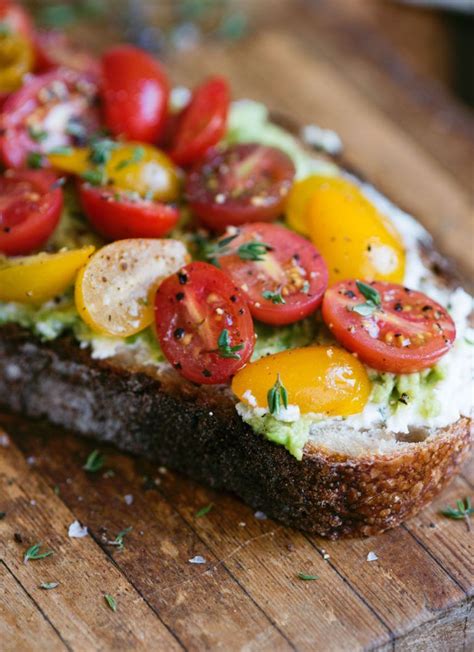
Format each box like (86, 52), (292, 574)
(0, 323), (471, 538)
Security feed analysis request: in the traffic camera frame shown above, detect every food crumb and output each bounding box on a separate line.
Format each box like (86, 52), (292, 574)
(238, 522), (246, 527)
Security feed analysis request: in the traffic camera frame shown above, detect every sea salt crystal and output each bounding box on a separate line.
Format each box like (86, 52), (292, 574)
(254, 511), (267, 521)
(68, 520), (88, 538)
(189, 555), (206, 564)
(367, 551), (378, 562)
(124, 494), (134, 506)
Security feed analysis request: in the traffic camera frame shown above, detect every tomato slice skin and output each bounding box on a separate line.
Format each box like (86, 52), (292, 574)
(169, 77), (230, 166)
(215, 222), (328, 325)
(0, 67), (98, 169)
(322, 280), (456, 374)
(34, 30), (101, 79)
(101, 45), (169, 143)
(0, 169), (63, 255)
(155, 261), (255, 384)
(79, 184), (179, 241)
(186, 143), (296, 231)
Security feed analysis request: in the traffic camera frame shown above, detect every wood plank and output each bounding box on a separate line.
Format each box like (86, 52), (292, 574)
(0, 436), (182, 651)
(0, 417), (292, 652)
(294, 0), (474, 192)
(2, 414), (391, 651)
(306, 524), (467, 640)
(168, 31), (474, 287)
(404, 474), (474, 594)
(0, 562), (66, 652)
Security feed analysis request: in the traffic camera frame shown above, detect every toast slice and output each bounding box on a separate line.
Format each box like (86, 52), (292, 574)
(0, 115), (472, 539)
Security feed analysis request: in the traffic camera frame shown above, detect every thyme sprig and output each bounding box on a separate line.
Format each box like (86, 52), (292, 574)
(441, 497), (473, 531)
(352, 280), (381, 317)
(24, 543), (54, 563)
(107, 526), (132, 551)
(267, 374), (288, 415)
(216, 329), (244, 360)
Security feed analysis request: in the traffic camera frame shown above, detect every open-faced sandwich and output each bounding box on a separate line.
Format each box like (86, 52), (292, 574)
(0, 2), (472, 538)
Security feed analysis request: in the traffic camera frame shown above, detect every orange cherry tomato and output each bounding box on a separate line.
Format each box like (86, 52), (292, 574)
(232, 345), (371, 416)
(0, 31), (34, 93)
(307, 178), (405, 285)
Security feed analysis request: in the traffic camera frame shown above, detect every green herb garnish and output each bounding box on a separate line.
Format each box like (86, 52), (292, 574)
(104, 594), (117, 612)
(237, 240), (272, 262)
(27, 152), (44, 169)
(195, 503), (214, 518)
(48, 146), (73, 156)
(262, 289), (286, 304)
(441, 497), (473, 531)
(39, 582), (59, 590)
(115, 146), (145, 171)
(217, 329), (244, 360)
(89, 138), (117, 165)
(81, 168), (106, 186)
(352, 280), (381, 316)
(24, 543), (54, 563)
(83, 449), (105, 472)
(267, 373), (288, 415)
(108, 526), (132, 551)
(28, 126), (48, 143)
(297, 572), (318, 581)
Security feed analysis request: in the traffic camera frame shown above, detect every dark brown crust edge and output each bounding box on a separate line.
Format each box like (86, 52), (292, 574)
(0, 323), (471, 539)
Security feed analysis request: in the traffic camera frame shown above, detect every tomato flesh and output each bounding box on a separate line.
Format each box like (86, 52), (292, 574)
(0, 68), (98, 168)
(170, 77), (230, 166)
(0, 169), (63, 255)
(79, 184), (179, 241)
(186, 143), (296, 230)
(101, 45), (169, 143)
(322, 280), (456, 373)
(215, 222), (328, 325)
(155, 261), (255, 384)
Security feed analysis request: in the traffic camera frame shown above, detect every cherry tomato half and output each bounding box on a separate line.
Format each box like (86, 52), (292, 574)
(322, 280), (456, 374)
(214, 223), (328, 325)
(79, 184), (179, 241)
(0, 169), (63, 255)
(101, 45), (169, 143)
(186, 143), (295, 231)
(169, 77), (230, 166)
(155, 261), (255, 384)
(0, 68), (99, 169)
(34, 30), (101, 79)
(0, 30), (34, 93)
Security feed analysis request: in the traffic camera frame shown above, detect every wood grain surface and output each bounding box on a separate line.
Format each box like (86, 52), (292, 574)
(1, 2), (473, 650)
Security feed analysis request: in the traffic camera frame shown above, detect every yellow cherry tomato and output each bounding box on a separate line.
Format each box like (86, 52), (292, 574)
(232, 345), (370, 416)
(75, 238), (189, 337)
(0, 246), (95, 304)
(286, 175), (349, 236)
(49, 143), (180, 202)
(0, 32), (34, 93)
(307, 178), (405, 285)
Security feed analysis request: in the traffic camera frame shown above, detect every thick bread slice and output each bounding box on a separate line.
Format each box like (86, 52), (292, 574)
(0, 323), (471, 538)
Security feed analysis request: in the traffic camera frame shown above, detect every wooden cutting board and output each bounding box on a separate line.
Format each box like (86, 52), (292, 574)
(1, 17), (473, 652)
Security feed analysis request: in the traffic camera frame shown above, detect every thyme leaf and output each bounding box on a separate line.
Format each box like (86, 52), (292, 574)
(267, 374), (288, 415)
(83, 449), (105, 472)
(217, 329), (244, 360)
(104, 594), (117, 611)
(24, 543), (54, 563)
(195, 503), (214, 518)
(262, 289), (286, 305)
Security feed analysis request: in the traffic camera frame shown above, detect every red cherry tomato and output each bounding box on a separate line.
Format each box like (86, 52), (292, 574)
(0, 2), (34, 41)
(154, 261), (255, 384)
(0, 169), (63, 255)
(215, 223), (328, 325)
(0, 68), (99, 169)
(322, 280), (456, 374)
(169, 77), (230, 166)
(79, 184), (179, 241)
(34, 31), (101, 79)
(186, 143), (295, 231)
(101, 45), (169, 143)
